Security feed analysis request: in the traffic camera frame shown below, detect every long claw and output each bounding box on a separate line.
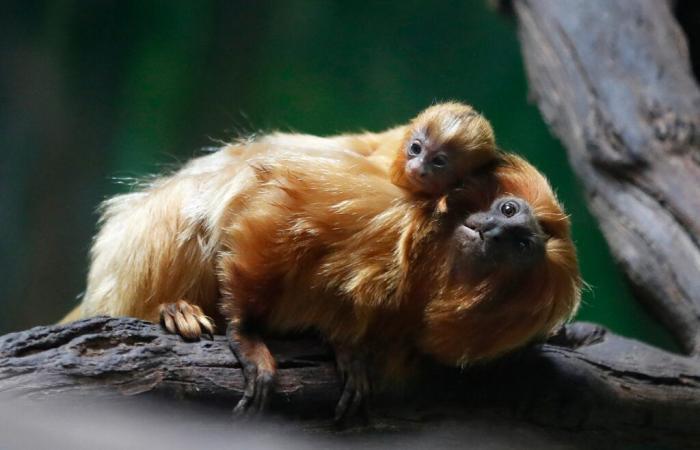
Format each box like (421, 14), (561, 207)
(196, 315), (216, 339)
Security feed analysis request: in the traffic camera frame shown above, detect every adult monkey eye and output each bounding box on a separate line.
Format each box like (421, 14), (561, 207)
(408, 141), (422, 156)
(500, 201), (519, 217)
(432, 154), (448, 168)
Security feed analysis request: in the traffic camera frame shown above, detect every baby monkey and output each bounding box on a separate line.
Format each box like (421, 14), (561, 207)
(261, 102), (498, 198)
(381, 102), (497, 196)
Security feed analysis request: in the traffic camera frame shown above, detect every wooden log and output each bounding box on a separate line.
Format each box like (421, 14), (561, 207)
(1, 316), (699, 444)
(511, 0), (700, 353)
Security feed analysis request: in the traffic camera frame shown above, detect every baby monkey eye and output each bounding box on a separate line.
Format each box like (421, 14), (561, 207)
(432, 155), (448, 168)
(500, 201), (519, 217)
(408, 141), (422, 156)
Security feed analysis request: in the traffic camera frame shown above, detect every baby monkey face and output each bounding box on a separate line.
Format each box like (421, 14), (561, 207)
(401, 102), (497, 195)
(455, 196), (546, 270)
(404, 137), (451, 194)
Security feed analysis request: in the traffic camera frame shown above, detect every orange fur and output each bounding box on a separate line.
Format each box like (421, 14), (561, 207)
(216, 151), (580, 375)
(386, 102), (497, 195)
(258, 102), (497, 197)
(74, 111), (578, 379)
(419, 155), (581, 365)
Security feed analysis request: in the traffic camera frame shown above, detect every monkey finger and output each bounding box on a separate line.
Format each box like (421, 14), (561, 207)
(160, 309), (177, 335)
(347, 387), (364, 419)
(196, 315), (215, 339)
(253, 375), (272, 415)
(183, 312), (202, 338)
(258, 371), (275, 411)
(233, 381), (256, 417)
(174, 310), (201, 341)
(176, 299), (191, 312)
(242, 368), (257, 397)
(233, 395), (252, 417)
(334, 377), (355, 423)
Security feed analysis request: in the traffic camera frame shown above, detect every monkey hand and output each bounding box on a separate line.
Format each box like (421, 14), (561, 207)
(333, 345), (370, 424)
(233, 362), (275, 418)
(159, 300), (215, 341)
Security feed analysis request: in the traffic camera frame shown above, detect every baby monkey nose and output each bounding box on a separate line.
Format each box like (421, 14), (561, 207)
(407, 159), (429, 178)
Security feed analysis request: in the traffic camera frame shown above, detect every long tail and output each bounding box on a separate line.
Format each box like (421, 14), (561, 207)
(58, 305), (83, 324)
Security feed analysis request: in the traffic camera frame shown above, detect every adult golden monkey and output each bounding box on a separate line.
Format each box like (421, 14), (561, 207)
(216, 150), (580, 419)
(67, 132), (580, 420)
(67, 101), (500, 337)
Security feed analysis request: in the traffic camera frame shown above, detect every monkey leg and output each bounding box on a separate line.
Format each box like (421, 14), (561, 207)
(333, 343), (370, 424)
(159, 300), (214, 341)
(227, 321), (277, 417)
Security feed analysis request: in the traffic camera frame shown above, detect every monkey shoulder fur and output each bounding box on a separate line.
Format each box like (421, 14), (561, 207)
(68, 106), (580, 421)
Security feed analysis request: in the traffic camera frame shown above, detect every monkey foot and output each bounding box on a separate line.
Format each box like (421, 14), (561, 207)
(233, 365), (275, 418)
(333, 347), (370, 424)
(159, 300), (215, 341)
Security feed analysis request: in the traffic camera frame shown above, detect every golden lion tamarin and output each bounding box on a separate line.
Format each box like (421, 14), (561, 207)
(66, 106), (579, 420)
(214, 151), (580, 419)
(68, 102), (498, 340)
(72, 148), (579, 419)
(258, 102), (497, 196)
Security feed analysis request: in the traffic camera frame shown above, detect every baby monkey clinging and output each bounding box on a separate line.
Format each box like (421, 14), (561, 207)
(385, 102), (497, 196)
(261, 101), (498, 197)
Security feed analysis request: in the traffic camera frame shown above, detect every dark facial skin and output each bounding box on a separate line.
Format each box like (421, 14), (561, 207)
(404, 137), (451, 194)
(454, 196), (546, 271)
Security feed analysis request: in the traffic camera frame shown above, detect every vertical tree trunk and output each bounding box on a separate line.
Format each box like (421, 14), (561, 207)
(512, 0), (700, 353)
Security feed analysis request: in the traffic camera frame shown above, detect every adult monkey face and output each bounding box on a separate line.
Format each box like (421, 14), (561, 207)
(455, 196), (547, 270)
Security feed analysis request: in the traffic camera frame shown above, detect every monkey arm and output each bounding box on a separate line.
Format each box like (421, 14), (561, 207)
(226, 321), (276, 415)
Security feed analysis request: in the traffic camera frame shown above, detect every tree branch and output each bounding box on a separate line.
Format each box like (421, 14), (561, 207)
(1, 317), (699, 443)
(512, 0), (700, 353)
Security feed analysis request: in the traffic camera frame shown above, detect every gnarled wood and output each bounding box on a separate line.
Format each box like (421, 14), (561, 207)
(512, 0), (700, 353)
(1, 317), (699, 445)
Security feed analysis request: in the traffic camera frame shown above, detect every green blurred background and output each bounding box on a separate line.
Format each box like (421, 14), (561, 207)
(0, 1), (677, 350)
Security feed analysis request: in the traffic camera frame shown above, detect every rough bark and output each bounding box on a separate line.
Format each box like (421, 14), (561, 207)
(512, 0), (700, 354)
(1, 317), (699, 446)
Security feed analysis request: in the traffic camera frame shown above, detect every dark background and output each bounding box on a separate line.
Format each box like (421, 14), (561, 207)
(0, 1), (678, 349)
